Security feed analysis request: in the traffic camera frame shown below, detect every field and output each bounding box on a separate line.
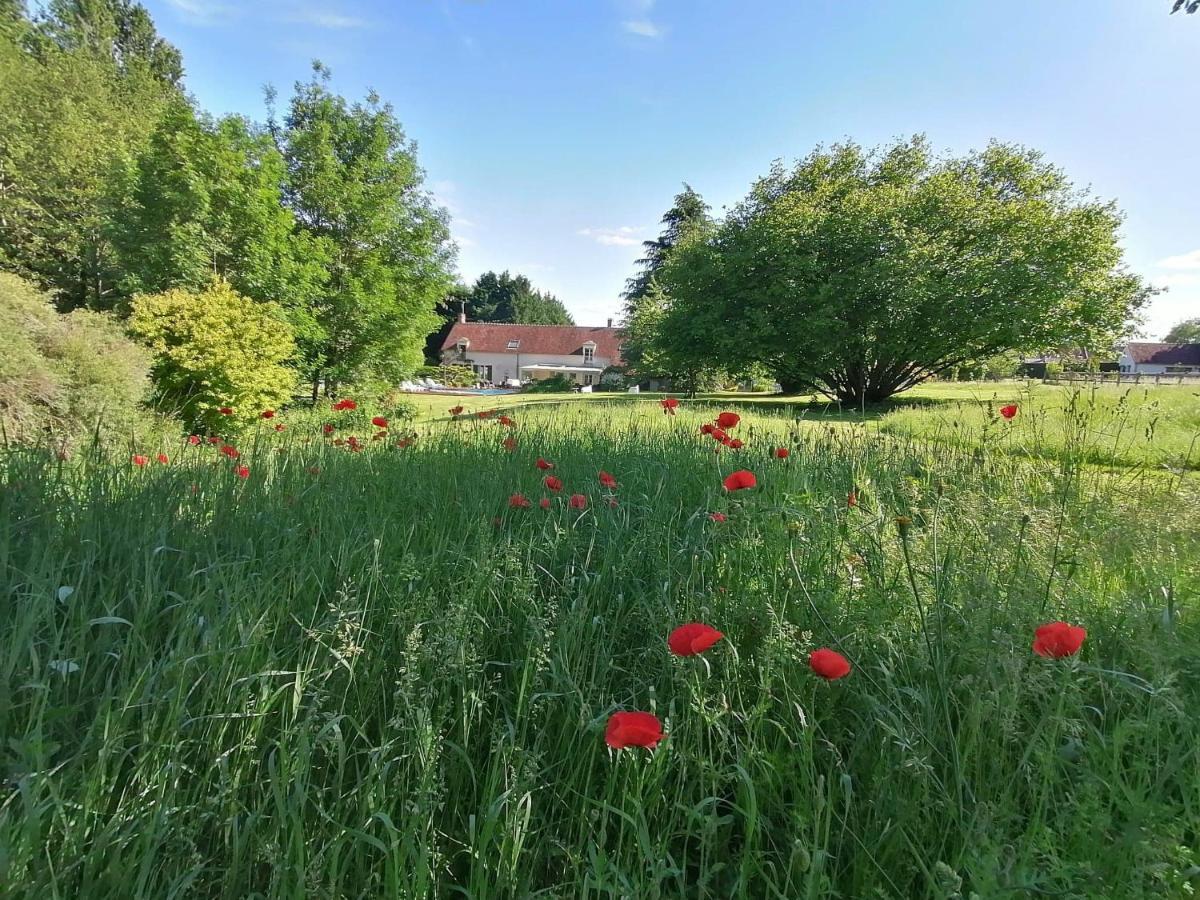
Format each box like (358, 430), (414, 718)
(2, 388), (1199, 898)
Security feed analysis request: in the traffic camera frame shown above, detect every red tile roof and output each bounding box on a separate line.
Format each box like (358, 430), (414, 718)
(442, 322), (625, 363)
(1125, 342), (1200, 365)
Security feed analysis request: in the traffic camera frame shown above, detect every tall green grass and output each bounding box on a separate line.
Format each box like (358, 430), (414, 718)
(1, 401), (1197, 897)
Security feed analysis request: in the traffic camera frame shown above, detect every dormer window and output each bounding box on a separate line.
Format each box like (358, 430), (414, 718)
(456, 338), (469, 355)
(506, 339), (521, 350)
(582, 341), (596, 366)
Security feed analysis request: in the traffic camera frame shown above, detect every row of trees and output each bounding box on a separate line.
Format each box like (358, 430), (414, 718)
(623, 138), (1153, 404)
(1, 2), (455, 422)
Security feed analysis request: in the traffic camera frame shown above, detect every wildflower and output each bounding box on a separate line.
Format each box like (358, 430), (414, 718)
(220, 445), (240, 459)
(569, 493), (588, 509)
(668, 622), (724, 657)
(700, 423), (714, 435)
(502, 436), (517, 451)
(599, 470), (617, 489)
(235, 465), (250, 479)
(710, 427), (727, 443)
(605, 711), (664, 749)
(156, 453), (169, 464)
(372, 416), (388, 429)
(661, 397), (679, 415)
(774, 447), (789, 459)
(539, 497), (552, 509)
(544, 475), (563, 492)
(536, 457), (555, 470)
(723, 469), (757, 491)
(509, 493), (532, 509)
(716, 411), (740, 429)
(132, 454), (148, 467)
(188, 435), (201, 446)
(847, 489), (858, 508)
(333, 399), (357, 411)
(809, 648), (851, 680)
(207, 436), (222, 445)
(218, 407), (233, 415)
(729, 438), (744, 450)
(449, 405), (464, 416)
(499, 415), (515, 427)
(261, 410), (275, 419)
(323, 423), (335, 435)
(999, 404), (1018, 420)
(477, 409), (494, 419)
(274, 423), (286, 432)
(1032, 622), (1087, 658)
(709, 512), (727, 522)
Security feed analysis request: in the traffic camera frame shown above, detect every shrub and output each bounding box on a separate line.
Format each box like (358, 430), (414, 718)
(129, 279), (297, 432)
(0, 273), (153, 446)
(522, 374), (574, 393)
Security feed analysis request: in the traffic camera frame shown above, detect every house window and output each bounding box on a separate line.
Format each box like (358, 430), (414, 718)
(507, 339), (521, 350)
(582, 344), (595, 366)
(583, 374), (594, 386)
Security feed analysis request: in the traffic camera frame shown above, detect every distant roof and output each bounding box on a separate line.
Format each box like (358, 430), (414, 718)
(442, 322), (625, 362)
(1124, 342), (1200, 365)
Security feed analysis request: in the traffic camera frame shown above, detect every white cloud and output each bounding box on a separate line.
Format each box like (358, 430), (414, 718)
(1153, 272), (1200, 290)
(578, 226), (643, 247)
(286, 10), (368, 29)
(622, 18), (663, 38)
(1157, 248), (1200, 270)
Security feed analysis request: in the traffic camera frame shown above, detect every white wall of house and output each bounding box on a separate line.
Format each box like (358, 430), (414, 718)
(1117, 353), (1200, 375)
(441, 350), (615, 384)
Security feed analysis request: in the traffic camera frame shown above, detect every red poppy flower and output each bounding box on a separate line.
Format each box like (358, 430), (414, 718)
(322, 423), (335, 435)
(847, 490), (858, 508)
(536, 457), (555, 470)
(207, 436), (222, 445)
(668, 622), (724, 656)
(809, 648), (851, 680)
(569, 493), (587, 509)
(774, 447), (789, 459)
(449, 405), (464, 416)
(499, 415), (514, 427)
(710, 427), (727, 443)
(132, 454), (148, 467)
(218, 407), (233, 415)
(700, 423), (714, 435)
(1032, 622), (1087, 658)
(347, 436), (361, 450)
(188, 434), (201, 446)
(372, 416), (388, 429)
(539, 497), (552, 509)
(544, 475), (563, 492)
(716, 411), (740, 429)
(605, 711), (664, 749)
(156, 453), (169, 464)
(332, 399), (357, 411)
(709, 512), (727, 522)
(660, 397), (679, 415)
(477, 409), (494, 419)
(729, 438), (743, 450)
(999, 404), (1018, 420)
(723, 469), (757, 491)
(599, 470), (617, 489)
(220, 445), (240, 459)
(261, 410), (275, 419)
(509, 493), (532, 509)
(274, 423), (286, 432)
(235, 465), (250, 479)
(501, 436), (517, 451)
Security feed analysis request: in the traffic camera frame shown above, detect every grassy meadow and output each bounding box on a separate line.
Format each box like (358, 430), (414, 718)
(1, 390), (1199, 898)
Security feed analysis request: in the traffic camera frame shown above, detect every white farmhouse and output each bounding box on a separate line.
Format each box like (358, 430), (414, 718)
(1117, 342), (1200, 375)
(440, 316), (625, 387)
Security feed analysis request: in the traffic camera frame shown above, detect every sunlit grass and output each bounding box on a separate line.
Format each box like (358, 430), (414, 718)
(1, 397), (1197, 897)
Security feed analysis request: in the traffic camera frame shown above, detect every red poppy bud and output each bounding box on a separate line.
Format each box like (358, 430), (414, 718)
(809, 648), (851, 680)
(668, 622), (724, 656)
(774, 447), (789, 459)
(156, 453), (169, 464)
(605, 711), (664, 749)
(722, 469), (757, 491)
(1032, 622), (1086, 658)
(536, 457), (555, 470)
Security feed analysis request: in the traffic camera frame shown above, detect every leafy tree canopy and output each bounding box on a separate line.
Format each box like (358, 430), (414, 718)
(1164, 317), (1200, 343)
(657, 137), (1152, 404)
(454, 271), (574, 325)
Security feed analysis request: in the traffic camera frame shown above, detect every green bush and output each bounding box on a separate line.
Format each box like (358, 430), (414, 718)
(522, 374), (574, 393)
(129, 279), (297, 432)
(0, 273), (153, 446)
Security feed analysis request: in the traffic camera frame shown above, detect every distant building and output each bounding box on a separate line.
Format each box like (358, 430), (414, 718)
(440, 315), (625, 386)
(1117, 342), (1200, 375)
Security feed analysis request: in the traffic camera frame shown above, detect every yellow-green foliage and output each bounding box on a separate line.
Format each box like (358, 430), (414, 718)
(0, 273), (151, 446)
(130, 279), (297, 431)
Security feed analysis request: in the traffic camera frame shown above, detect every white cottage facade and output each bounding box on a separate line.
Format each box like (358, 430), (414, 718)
(440, 318), (625, 387)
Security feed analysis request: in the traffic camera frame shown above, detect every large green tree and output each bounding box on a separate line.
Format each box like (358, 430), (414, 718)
(456, 271), (574, 325)
(110, 101), (326, 354)
(1164, 318), (1200, 343)
(271, 63), (454, 395)
(657, 137), (1152, 405)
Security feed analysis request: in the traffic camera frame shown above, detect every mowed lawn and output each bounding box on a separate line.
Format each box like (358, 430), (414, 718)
(1, 396), (1198, 897)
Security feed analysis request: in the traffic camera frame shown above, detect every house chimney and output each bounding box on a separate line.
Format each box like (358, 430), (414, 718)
(458, 311), (467, 324)
(606, 318), (613, 328)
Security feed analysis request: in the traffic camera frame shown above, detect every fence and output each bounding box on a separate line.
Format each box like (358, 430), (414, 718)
(1044, 371), (1200, 387)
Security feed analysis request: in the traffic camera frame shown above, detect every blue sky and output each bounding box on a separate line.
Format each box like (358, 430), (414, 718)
(145, 0), (1198, 337)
